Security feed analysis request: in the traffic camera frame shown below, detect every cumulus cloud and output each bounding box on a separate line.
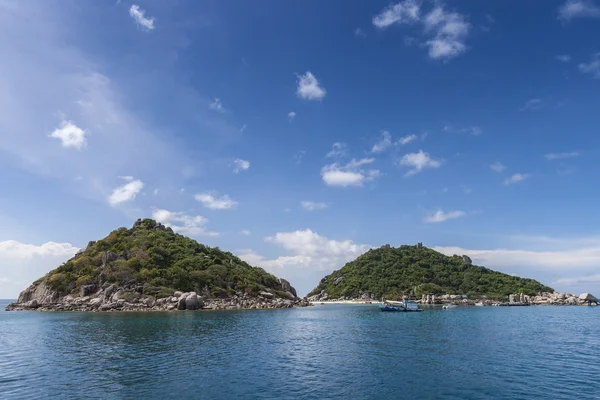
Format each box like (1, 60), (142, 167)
(374, 1), (471, 61)
(424, 209), (466, 223)
(261, 229), (373, 272)
(0, 240), (80, 298)
(321, 158), (380, 187)
(545, 151), (580, 160)
(49, 120), (87, 150)
(288, 111), (296, 121)
(373, 0), (421, 28)
(107, 178), (144, 206)
(152, 209), (218, 236)
(504, 173), (529, 185)
(579, 53), (600, 78)
(490, 162), (506, 173)
(558, 0), (600, 21)
(325, 142), (348, 158)
(233, 158), (250, 173)
(194, 192), (238, 210)
(556, 54), (571, 62)
(396, 134), (417, 146)
(239, 230), (251, 236)
(129, 5), (155, 31)
(296, 71), (326, 101)
(398, 150), (442, 176)
(371, 130), (392, 153)
(301, 201), (328, 211)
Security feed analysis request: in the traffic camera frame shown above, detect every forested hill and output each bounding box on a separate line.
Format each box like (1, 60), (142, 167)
(36, 218), (297, 300)
(308, 244), (553, 299)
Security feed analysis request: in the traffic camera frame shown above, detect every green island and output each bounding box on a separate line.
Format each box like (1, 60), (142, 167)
(6, 219), (304, 312)
(307, 243), (554, 301)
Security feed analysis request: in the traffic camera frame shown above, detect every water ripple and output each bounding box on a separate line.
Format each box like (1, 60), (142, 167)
(2, 302), (600, 399)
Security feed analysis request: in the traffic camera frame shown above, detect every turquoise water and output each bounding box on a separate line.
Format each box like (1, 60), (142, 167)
(1, 300), (599, 399)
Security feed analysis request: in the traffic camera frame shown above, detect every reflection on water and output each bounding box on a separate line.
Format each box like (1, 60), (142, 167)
(1, 301), (599, 399)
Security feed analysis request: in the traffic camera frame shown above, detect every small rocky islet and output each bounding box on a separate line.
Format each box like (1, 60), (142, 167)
(6, 220), (597, 312)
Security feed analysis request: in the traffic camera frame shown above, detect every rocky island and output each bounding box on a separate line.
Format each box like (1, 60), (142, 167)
(6, 219), (308, 312)
(307, 243), (559, 303)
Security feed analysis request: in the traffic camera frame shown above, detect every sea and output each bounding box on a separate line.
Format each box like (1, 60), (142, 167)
(1, 299), (600, 400)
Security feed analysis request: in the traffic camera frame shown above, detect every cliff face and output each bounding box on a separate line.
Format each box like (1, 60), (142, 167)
(6, 218), (305, 311)
(308, 244), (554, 301)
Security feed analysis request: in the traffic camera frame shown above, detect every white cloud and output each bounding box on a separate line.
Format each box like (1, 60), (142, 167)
(209, 98), (224, 112)
(373, 1), (470, 60)
(556, 54), (571, 62)
(0, 240), (80, 298)
(373, 0), (421, 28)
(118, 175), (134, 181)
(239, 230), (251, 236)
(520, 98), (542, 111)
(504, 173), (529, 185)
(240, 124), (247, 133)
(425, 209), (466, 223)
(558, 0), (600, 21)
(262, 229), (373, 271)
(555, 274), (600, 286)
(490, 162), (506, 173)
(321, 158), (380, 187)
(579, 53), (600, 78)
(545, 151), (580, 160)
(153, 188), (159, 196)
(107, 178), (144, 206)
(293, 150), (306, 164)
(371, 130), (392, 153)
(326, 142), (348, 158)
(423, 6), (471, 60)
(288, 111), (296, 121)
(232, 158), (250, 173)
(396, 134), (417, 145)
(398, 150), (442, 176)
(129, 5), (155, 31)
(301, 201), (329, 211)
(48, 120), (87, 150)
(296, 71), (326, 101)
(194, 192), (238, 210)
(152, 209), (218, 236)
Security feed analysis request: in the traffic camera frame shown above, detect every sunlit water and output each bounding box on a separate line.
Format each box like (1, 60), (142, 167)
(1, 299), (599, 399)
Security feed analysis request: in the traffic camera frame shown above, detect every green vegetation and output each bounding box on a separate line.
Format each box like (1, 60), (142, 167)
(308, 244), (553, 300)
(41, 219), (292, 299)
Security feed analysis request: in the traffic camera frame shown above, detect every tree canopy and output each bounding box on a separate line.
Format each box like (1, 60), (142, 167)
(308, 244), (553, 300)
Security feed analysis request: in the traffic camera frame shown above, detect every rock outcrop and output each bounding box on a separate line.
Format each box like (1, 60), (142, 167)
(6, 285), (309, 312)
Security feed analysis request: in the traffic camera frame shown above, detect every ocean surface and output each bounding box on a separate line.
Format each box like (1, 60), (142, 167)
(1, 300), (600, 400)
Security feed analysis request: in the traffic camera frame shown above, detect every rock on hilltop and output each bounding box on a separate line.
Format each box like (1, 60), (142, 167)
(7, 218), (306, 312)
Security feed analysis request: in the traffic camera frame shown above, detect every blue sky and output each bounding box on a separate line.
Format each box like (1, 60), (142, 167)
(1, 0), (600, 298)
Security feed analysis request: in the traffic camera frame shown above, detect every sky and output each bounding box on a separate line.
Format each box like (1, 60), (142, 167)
(1, 0), (600, 298)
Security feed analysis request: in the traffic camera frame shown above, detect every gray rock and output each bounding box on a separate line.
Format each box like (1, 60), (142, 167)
(260, 291), (274, 299)
(333, 276), (345, 286)
(27, 299), (39, 309)
(278, 278), (298, 298)
(174, 291), (183, 297)
(102, 251), (118, 266)
(89, 298), (103, 307)
(17, 283), (59, 304)
(461, 255), (472, 265)
(80, 284), (97, 297)
(177, 293), (189, 310)
(185, 293), (202, 310)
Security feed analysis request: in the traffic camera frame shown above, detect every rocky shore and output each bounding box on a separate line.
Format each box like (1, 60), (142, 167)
(5, 282), (310, 312)
(307, 290), (598, 306)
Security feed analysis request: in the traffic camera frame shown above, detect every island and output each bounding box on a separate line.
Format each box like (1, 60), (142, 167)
(6, 219), (308, 312)
(306, 243), (596, 306)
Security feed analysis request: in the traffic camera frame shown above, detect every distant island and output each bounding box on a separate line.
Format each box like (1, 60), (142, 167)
(7, 219), (308, 312)
(307, 243), (556, 302)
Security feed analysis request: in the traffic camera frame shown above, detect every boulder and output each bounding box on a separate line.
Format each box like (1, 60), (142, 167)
(461, 255), (472, 265)
(17, 283), (59, 304)
(80, 284), (97, 297)
(102, 251), (118, 266)
(579, 293), (598, 303)
(185, 293), (202, 310)
(278, 278), (298, 297)
(89, 298), (103, 307)
(26, 299), (39, 309)
(174, 291), (183, 297)
(260, 291), (274, 299)
(333, 276), (345, 286)
(177, 293), (189, 310)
